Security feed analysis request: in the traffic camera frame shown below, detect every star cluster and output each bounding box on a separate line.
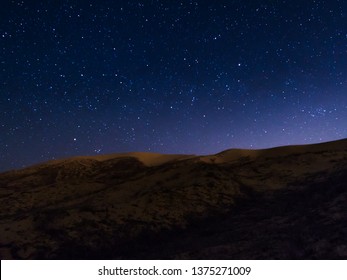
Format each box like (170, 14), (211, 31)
(1, 0), (347, 171)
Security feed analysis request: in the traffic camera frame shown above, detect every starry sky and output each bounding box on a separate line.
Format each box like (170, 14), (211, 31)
(1, 0), (347, 172)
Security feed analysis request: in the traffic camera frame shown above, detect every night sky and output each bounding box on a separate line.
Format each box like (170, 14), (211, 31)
(1, 0), (347, 172)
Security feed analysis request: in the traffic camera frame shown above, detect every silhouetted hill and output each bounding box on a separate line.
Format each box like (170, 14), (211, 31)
(1, 139), (347, 259)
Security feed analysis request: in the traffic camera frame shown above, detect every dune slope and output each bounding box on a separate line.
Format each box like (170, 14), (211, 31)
(0, 139), (347, 259)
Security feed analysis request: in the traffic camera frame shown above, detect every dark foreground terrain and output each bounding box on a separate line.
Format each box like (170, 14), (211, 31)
(1, 139), (347, 259)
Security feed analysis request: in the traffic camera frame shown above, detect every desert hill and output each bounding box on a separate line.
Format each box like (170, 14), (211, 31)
(1, 139), (347, 259)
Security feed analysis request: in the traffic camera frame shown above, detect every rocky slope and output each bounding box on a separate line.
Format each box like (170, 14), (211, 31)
(1, 139), (347, 259)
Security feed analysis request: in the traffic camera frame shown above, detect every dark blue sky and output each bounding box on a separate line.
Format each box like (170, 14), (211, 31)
(1, 0), (347, 171)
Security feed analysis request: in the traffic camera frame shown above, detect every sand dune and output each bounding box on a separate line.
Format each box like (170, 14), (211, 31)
(1, 138), (347, 259)
(41, 152), (195, 168)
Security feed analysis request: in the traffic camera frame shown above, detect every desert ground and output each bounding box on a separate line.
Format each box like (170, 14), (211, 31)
(1, 139), (347, 259)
